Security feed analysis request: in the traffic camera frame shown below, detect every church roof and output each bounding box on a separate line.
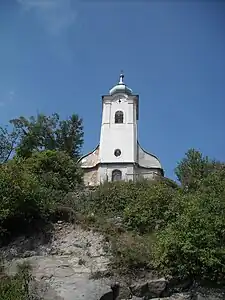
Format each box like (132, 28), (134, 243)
(109, 72), (133, 96)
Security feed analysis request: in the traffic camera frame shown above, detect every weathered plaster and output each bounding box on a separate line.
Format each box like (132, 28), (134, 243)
(137, 142), (163, 171)
(79, 146), (100, 168)
(83, 166), (99, 186)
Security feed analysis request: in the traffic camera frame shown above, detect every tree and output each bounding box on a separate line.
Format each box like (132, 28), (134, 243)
(0, 150), (83, 238)
(175, 148), (220, 191)
(10, 113), (83, 159)
(24, 150), (83, 193)
(0, 126), (19, 163)
(152, 161), (225, 281)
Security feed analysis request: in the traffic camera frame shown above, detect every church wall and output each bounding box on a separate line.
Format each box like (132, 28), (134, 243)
(99, 125), (136, 162)
(79, 146), (100, 168)
(99, 98), (137, 163)
(83, 164), (162, 186)
(135, 167), (162, 180)
(83, 166), (99, 186)
(98, 164), (135, 183)
(137, 144), (162, 169)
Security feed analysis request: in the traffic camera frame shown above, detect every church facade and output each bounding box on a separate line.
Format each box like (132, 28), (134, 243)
(78, 73), (164, 186)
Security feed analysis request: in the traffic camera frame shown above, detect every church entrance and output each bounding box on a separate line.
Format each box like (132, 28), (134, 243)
(112, 169), (122, 182)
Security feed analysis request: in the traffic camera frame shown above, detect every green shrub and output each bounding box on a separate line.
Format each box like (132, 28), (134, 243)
(110, 232), (153, 274)
(123, 181), (179, 233)
(0, 261), (34, 300)
(0, 150), (83, 238)
(87, 181), (138, 216)
(24, 150), (83, 193)
(152, 168), (225, 281)
(0, 160), (51, 237)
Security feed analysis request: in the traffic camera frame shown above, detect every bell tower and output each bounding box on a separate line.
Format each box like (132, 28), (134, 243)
(78, 72), (163, 186)
(99, 73), (139, 165)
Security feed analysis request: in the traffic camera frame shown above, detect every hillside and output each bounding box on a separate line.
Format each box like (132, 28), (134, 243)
(0, 113), (225, 299)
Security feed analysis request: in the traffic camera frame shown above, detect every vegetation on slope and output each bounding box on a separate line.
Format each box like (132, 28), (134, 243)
(0, 112), (225, 298)
(84, 150), (225, 282)
(0, 261), (35, 300)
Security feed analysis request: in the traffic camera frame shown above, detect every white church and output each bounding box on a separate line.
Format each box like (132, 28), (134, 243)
(78, 73), (164, 186)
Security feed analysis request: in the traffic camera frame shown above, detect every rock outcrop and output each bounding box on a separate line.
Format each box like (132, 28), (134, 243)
(1, 221), (113, 300)
(1, 221), (225, 300)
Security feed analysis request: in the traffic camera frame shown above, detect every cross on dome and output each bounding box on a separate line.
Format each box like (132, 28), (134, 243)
(119, 71), (124, 84)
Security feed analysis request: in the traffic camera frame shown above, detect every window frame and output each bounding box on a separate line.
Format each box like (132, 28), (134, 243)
(112, 169), (122, 181)
(114, 110), (124, 124)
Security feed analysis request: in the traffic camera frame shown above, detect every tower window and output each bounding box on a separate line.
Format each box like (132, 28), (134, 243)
(112, 169), (122, 181)
(115, 111), (124, 123)
(114, 149), (121, 157)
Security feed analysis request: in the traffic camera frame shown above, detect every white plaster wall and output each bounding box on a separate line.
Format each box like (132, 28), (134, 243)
(99, 97), (137, 163)
(82, 164), (162, 186)
(98, 164), (134, 183)
(137, 144), (162, 169)
(135, 167), (161, 180)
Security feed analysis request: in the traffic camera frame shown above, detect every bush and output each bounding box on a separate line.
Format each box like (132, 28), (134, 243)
(0, 150), (83, 239)
(0, 160), (51, 237)
(87, 181), (138, 217)
(110, 232), (153, 274)
(0, 261), (34, 300)
(123, 181), (179, 233)
(152, 168), (225, 281)
(24, 150), (83, 193)
(86, 179), (178, 224)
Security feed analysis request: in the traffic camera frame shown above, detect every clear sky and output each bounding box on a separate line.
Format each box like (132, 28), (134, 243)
(0, 0), (224, 180)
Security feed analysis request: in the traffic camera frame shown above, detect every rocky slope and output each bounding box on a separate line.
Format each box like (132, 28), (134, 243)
(0, 221), (225, 300)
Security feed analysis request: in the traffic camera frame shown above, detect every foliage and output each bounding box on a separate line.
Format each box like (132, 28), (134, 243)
(0, 150), (83, 238)
(1, 117), (225, 285)
(9, 113), (83, 159)
(0, 159), (52, 237)
(110, 232), (153, 274)
(0, 261), (35, 300)
(24, 150), (83, 194)
(174, 148), (221, 190)
(82, 151), (225, 282)
(87, 181), (137, 216)
(123, 181), (179, 233)
(86, 179), (179, 233)
(152, 161), (225, 281)
(0, 112), (84, 239)
(0, 126), (19, 163)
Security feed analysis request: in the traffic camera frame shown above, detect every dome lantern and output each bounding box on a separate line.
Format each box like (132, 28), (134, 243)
(109, 71), (133, 96)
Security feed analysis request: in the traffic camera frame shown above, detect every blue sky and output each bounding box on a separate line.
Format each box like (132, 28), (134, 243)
(0, 0), (224, 180)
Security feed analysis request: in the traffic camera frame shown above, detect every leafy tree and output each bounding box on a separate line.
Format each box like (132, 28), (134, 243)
(0, 126), (18, 163)
(10, 113), (83, 159)
(175, 148), (220, 190)
(0, 159), (50, 237)
(0, 150), (83, 238)
(24, 150), (83, 193)
(123, 181), (179, 233)
(153, 160), (225, 281)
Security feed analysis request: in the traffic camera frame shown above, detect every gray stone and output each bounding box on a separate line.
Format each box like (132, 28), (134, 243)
(150, 293), (191, 299)
(2, 222), (225, 300)
(130, 282), (149, 297)
(3, 223), (112, 300)
(196, 292), (225, 300)
(130, 278), (167, 298)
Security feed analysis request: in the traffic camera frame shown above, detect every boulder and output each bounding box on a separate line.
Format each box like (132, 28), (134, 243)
(130, 278), (167, 298)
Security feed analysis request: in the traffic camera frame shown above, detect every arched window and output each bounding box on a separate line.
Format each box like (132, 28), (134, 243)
(112, 169), (122, 182)
(115, 111), (124, 123)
